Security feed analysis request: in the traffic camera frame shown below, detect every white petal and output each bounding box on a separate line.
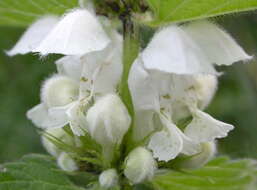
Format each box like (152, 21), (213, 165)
(183, 21), (252, 66)
(128, 57), (159, 111)
(148, 115), (183, 161)
(35, 9), (110, 55)
(66, 101), (88, 136)
(132, 110), (157, 142)
(27, 103), (69, 129)
(184, 109), (234, 143)
(80, 31), (122, 97)
(55, 56), (83, 81)
(7, 16), (59, 56)
(174, 127), (201, 156)
(142, 25), (217, 75)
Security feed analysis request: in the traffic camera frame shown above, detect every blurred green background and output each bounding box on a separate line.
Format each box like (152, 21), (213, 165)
(0, 14), (256, 163)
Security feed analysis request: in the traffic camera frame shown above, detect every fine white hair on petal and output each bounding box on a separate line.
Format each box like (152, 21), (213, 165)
(182, 20), (252, 66)
(40, 75), (79, 108)
(35, 9), (110, 55)
(184, 109), (234, 143)
(7, 16), (59, 56)
(55, 56), (83, 81)
(26, 103), (69, 129)
(142, 25), (217, 75)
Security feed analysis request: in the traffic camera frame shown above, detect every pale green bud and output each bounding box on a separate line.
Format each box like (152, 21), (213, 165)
(41, 75), (79, 107)
(86, 94), (131, 159)
(99, 169), (119, 188)
(124, 147), (157, 184)
(41, 128), (74, 157)
(57, 152), (78, 172)
(180, 142), (216, 169)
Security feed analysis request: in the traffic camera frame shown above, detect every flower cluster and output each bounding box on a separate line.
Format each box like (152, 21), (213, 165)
(9, 3), (251, 188)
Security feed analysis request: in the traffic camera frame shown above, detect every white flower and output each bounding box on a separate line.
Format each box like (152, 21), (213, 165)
(142, 21), (251, 75)
(128, 20), (247, 161)
(27, 22), (123, 137)
(86, 94), (131, 160)
(57, 152), (78, 172)
(128, 55), (233, 161)
(124, 147), (157, 184)
(99, 169), (119, 188)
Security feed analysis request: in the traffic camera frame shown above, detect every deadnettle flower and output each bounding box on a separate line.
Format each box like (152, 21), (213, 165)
(9, 8), (123, 138)
(129, 21), (251, 162)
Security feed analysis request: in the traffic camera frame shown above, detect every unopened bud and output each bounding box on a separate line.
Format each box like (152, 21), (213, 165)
(86, 94), (131, 148)
(99, 169), (119, 188)
(124, 147), (156, 184)
(179, 142), (216, 169)
(41, 75), (79, 107)
(57, 152), (78, 172)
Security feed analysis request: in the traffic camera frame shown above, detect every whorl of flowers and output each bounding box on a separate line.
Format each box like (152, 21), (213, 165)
(8, 1), (251, 188)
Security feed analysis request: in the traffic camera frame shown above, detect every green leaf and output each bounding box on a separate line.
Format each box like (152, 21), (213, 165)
(146, 0), (257, 26)
(0, 0), (78, 27)
(152, 157), (257, 190)
(0, 154), (85, 190)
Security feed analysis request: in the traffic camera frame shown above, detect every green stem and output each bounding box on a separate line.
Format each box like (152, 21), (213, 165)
(119, 16), (140, 117)
(116, 11), (140, 170)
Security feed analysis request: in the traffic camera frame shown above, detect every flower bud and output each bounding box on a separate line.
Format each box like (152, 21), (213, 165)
(41, 128), (74, 157)
(99, 169), (119, 188)
(179, 142), (216, 169)
(124, 147), (156, 184)
(86, 94), (131, 149)
(41, 75), (79, 107)
(57, 152), (78, 172)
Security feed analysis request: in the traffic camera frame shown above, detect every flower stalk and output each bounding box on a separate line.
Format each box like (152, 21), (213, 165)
(119, 12), (140, 117)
